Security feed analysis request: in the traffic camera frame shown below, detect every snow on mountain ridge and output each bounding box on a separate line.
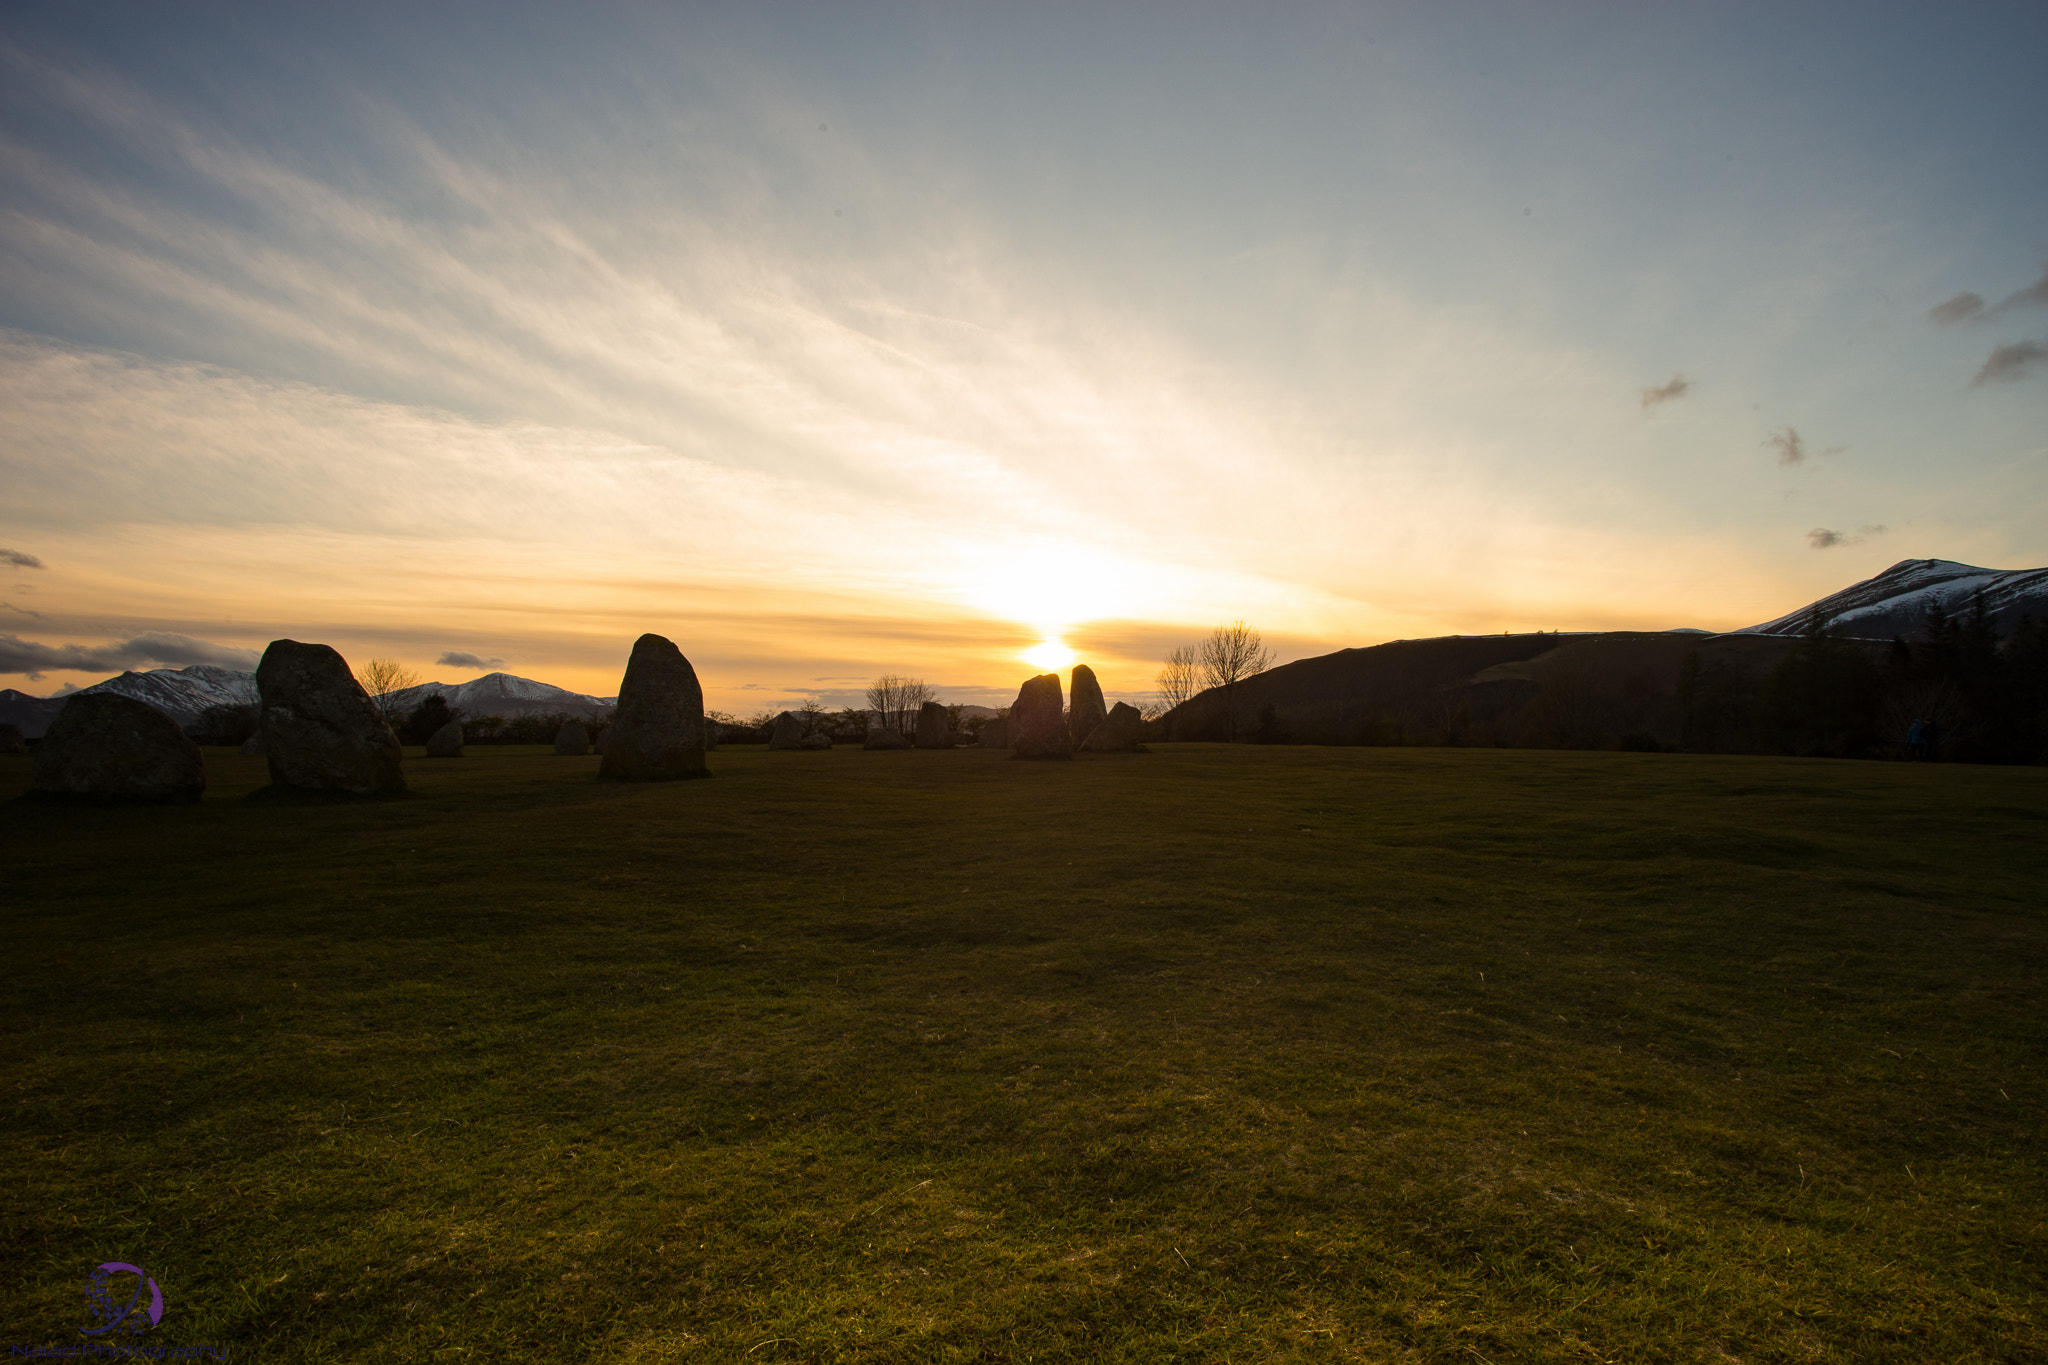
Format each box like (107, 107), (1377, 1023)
(1741, 558), (2048, 638)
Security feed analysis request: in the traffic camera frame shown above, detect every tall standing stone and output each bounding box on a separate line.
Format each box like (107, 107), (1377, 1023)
(1079, 700), (1146, 752)
(1009, 673), (1071, 759)
(914, 701), (952, 749)
(598, 634), (708, 781)
(30, 693), (205, 803)
(256, 640), (405, 796)
(1068, 664), (1107, 748)
(768, 711), (805, 750)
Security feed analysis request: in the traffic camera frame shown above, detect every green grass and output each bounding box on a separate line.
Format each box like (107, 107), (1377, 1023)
(1, 743), (2043, 1361)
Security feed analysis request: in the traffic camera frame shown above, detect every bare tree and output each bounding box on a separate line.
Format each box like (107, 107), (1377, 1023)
(1155, 645), (1201, 713)
(1199, 621), (1275, 741)
(864, 675), (935, 733)
(359, 657), (421, 729)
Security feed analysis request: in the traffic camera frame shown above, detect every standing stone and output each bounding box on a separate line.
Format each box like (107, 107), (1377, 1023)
(798, 731), (833, 750)
(256, 640), (405, 796)
(554, 721), (591, 756)
(863, 727), (912, 750)
(914, 701), (952, 749)
(238, 729), (267, 755)
(426, 720), (465, 758)
(31, 693), (205, 803)
(1009, 673), (1071, 759)
(598, 633), (708, 781)
(977, 718), (1009, 749)
(768, 711), (805, 750)
(1080, 701), (1146, 753)
(1068, 664), (1108, 748)
(0, 723), (24, 754)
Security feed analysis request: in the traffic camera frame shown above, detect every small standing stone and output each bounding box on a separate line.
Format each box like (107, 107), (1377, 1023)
(977, 718), (1009, 749)
(799, 731), (833, 750)
(598, 634), (709, 781)
(1068, 664), (1108, 748)
(239, 729), (266, 755)
(1009, 673), (1071, 759)
(553, 722), (590, 756)
(0, 723), (24, 754)
(257, 640), (405, 796)
(426, 720), (465, 758)
(768, 712), (805, 750)
(1079, 701), (1146, 752)
(863, 727), (912, 750)
(914, 701), (952, 749)
(31, 692), (205, 803)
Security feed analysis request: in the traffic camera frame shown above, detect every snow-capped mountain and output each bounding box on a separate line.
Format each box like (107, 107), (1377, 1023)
(1741, 559), (2048, 639)
(384, 672), (615, 720)
(0, 666), (612, 738)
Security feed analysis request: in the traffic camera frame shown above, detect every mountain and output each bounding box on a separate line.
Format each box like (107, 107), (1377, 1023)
(1740, 558), (2048, 639)
(0, 666), (613, 738)
(383, 672), (614, 720)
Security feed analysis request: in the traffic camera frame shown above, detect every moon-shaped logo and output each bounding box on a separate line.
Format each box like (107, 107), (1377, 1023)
(82, 1261), (164, 1336)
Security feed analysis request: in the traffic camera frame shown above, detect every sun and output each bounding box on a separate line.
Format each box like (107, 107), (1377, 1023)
(1023, 639), (1076, 672)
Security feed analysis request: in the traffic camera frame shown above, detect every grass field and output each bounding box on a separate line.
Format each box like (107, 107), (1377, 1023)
(2, 743), (2043, 1362)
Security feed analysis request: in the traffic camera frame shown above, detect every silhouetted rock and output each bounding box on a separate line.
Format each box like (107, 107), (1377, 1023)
(768, 712), (805, 750)
(799, 731), (832, 750)
(1068, 664), (1107, 747)
(598, 633), (709, 781)
(864, 727), (912, 750)
(31, 692), (205, 803)
(553, 722), (590, 756)
(1080, 701), (1145, 752)
(256, 640), (405, 796)
(977, 718), (1009, 748)
(0, 723), (23, 754)
(915, 701), (952, 748)
(426, 720), (465, 758)
(239, 729), (266, 755)
(1010, 674), (1071, 759)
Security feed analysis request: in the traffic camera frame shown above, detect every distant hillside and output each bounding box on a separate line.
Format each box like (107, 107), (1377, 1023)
(0, 665), (613, 738)
(1157, 630), (1813, 750)
(1741, 558), (2048, 639)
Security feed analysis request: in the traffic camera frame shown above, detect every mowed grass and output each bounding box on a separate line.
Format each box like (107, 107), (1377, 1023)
(1, 744), (2043, 1362)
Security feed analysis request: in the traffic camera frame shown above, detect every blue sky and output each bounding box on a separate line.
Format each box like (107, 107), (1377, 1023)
(3, 2), (2044, 708)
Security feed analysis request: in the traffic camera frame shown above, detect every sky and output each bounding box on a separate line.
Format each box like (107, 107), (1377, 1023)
(3, 2), (2045, 713)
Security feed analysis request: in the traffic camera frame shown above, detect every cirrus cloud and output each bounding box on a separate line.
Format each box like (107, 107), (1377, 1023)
(1638, 373), (1691, 410)
(1, 548), (46, 570)
(435, 650), (505, 670)
(1970, 340), (2046, 387)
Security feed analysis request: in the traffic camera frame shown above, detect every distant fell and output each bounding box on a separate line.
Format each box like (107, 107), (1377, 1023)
(1740, 558), (2048, 639)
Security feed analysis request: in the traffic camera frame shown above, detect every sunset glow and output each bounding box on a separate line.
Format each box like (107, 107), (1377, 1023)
(0, 7), (2043, 715)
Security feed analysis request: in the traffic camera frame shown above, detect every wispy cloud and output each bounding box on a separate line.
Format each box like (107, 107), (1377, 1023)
(1927, 292), (1983, 325)
(0, 548), (46, 570)
(0, 631), (259, 680)
(1970, 340), (2046, 387)
(1764, 427), (1806, 467)
(1807, 524), (1886, 550)
(436, 650), (504, 670)
(2, 601), (46, 619)
(1988, 264), (2048, 319)
(1638, 373), (1691, 410)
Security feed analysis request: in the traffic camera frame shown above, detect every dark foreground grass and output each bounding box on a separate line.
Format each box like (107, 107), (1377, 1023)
(1, 744), (2043, 1362)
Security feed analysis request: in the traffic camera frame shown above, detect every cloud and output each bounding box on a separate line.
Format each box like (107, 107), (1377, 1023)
(2, 601), (46, 619)
(1987, 264), (2048, 318)
(1970, 340), (2047, 387)
(0, 631), (260, 679)
(435, 650), (505, 669)
(0, 548), (46, 569)
(1807, 524), (1886, 550)
(1928, 292), (1984, 326)
(1638, 373), (1691, 410)
(1763, 426), (1806, 467)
